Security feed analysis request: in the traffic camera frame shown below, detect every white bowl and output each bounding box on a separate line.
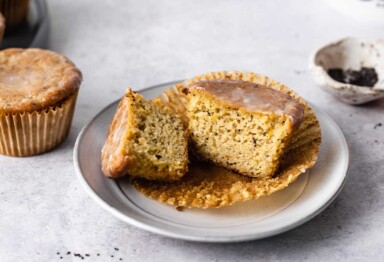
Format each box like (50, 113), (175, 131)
(310, 37), (384, 105)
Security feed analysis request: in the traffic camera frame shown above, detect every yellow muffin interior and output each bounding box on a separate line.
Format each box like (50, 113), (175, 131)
(187, 89), (296, 178)
(101, 88), (188, 180)
(124, 92), (188, 181)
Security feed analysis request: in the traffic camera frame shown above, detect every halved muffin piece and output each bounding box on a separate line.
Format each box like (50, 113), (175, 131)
(186, 79), (304, 179)
(101, 88), (188, 180)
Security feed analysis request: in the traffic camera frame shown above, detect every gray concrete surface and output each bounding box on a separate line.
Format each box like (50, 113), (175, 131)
(1, 0), (383, 261)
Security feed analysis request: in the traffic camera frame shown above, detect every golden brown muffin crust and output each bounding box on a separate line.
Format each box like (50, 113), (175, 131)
(0, 48), (82, 114)
(101, 91), (133, 178)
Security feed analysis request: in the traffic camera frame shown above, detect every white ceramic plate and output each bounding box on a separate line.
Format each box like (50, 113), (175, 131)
(73, 81), (349, 242)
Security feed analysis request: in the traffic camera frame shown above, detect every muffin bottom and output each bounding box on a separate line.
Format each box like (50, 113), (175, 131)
(0, 91), (78, 157)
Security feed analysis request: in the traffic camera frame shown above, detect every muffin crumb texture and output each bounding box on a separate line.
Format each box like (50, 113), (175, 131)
(186, 79), (303, 178)
(188, 92), (294, 178)
(101, 89), (188, 181)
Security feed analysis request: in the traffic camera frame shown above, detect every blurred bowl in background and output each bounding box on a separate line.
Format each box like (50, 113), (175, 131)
(310, 37), (384, 105)
(0, 0), (49, 49)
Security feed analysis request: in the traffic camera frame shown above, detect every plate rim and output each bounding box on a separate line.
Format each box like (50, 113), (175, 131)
(73, 81), (350, 243)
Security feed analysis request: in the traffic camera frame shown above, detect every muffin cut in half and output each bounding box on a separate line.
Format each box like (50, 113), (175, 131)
(132, 71), (321, 208)
(101, 88), (189, 181)
(186, 79), (304, 178)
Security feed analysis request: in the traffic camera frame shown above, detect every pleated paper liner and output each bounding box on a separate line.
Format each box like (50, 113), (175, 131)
(0, 91), (78, 157)
(130, 71), (322, 208)
(0, 0), (29, 31)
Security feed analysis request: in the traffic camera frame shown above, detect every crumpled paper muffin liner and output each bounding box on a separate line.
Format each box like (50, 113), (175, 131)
(0, 91), (78, 157)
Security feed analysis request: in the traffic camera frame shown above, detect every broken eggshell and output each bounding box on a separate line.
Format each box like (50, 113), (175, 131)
(310, 37), (384, 105)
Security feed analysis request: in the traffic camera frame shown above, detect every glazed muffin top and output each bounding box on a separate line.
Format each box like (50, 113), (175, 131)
(0, 48), (82, 114)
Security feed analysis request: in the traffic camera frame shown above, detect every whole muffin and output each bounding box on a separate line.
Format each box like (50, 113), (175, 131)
(0, 48), (82, 156)
(0, 0), (29, 32)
